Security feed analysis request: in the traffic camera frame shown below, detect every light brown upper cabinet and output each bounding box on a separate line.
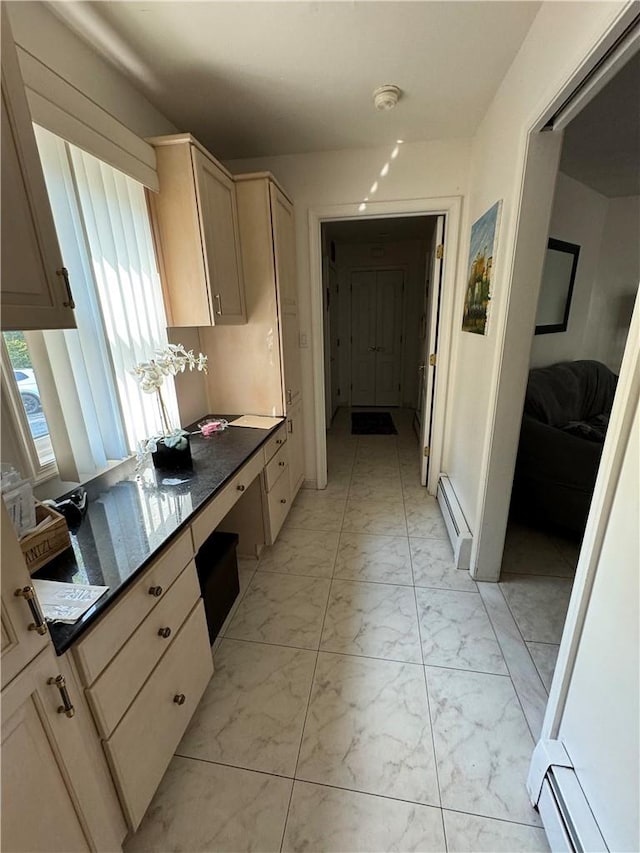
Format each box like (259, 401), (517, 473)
(147, 134), (246, 326)
(200, 173), (302, 415)
(1, 9), (76, 331)
(270, 182), (302, 406)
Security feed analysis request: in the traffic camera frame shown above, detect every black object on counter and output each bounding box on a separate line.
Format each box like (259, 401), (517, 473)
(151, 436), (193, 471)
(195, 531), (240, 644)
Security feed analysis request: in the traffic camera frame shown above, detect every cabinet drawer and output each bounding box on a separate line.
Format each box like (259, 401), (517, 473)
(72, 529), (193, 686)
(86, 562), (200, 739)
(266, 467), (291, 544)
(104, 602), (212, 830)
(191, 450), (263, 551)
(264, 442), (288, 492)
(263, 424), (287, 464)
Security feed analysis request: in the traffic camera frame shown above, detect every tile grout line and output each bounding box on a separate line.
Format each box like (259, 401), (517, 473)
(277, 426), (354, 853)
(480, 583), (549, 743)
(173, 749), (546, 831)
(476, 581), (544, 744)
(399, 439), (446, 827)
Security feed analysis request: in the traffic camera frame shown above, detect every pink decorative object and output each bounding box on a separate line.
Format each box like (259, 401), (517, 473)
(199, 418), (228, 437)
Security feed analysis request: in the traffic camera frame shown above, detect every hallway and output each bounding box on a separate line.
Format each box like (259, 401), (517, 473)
(126, 408), (549, 852)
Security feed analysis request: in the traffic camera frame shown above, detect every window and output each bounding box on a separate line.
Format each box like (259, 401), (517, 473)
(2, 331), (56, 475)
(3, 127), (177, 484)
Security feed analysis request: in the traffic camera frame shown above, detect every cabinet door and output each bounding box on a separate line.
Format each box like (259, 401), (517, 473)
(1, 504), (51, 690)
(192, 148), (246, 324)
(287, 397), (304, 500)
(271, 184), (301, 403)
(270, 184), (297, 315)
(0, 8), (75, 331)
(2, 649), (101, 853)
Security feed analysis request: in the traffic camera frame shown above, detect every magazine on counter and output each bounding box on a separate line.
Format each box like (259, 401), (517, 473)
(32, 579), (109, 624)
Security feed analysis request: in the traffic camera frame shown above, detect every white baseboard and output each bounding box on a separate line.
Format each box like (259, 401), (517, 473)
(436, 474), (473, 569)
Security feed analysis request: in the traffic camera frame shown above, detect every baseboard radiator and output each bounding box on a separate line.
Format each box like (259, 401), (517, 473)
(528, 740), (607, 852)
(436, 475), (472, 570)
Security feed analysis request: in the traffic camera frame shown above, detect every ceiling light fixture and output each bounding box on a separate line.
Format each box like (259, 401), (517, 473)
(373, 84), (402, 112)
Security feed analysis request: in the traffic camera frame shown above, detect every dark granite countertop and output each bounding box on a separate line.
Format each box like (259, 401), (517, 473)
(34, 416), (284, 655)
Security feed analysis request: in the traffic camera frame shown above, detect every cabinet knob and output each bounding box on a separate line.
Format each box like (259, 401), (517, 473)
(280, 498), (287, 504)
(48, 674), (75, 718)
(14, 586), (48, 636)
(237, 484), (245, 491)
(173, 693), (186, 705)
(279, 461), (285, 467)
(276, 439), (284, 445)
(149, 586), (163, 597)
(158, 627), (171, 639)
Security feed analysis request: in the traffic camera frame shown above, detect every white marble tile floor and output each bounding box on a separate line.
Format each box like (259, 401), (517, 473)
(125, 408), (549, 853)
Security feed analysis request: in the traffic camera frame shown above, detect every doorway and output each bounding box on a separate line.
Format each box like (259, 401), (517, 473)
(320, 214), (444, 487)
(498, 50), (640, 695)
(309, 196), (463, 493)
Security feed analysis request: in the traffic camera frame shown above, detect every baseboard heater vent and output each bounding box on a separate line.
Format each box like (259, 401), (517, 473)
(528, 740), (607, 852)
(436, 475), (472, 570)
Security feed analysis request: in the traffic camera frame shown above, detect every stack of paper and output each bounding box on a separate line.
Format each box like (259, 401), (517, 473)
(33, 579), (109, 624)
(229, 415), (283, 429)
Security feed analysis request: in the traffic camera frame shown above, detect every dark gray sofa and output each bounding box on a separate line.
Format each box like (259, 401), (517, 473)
(511, 360), (618, 536)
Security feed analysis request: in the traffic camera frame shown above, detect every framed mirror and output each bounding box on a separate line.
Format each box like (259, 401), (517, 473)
(535, 238), (580, 335)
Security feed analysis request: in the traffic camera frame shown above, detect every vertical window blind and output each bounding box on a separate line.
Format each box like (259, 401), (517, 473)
(33, 125), (178, 480)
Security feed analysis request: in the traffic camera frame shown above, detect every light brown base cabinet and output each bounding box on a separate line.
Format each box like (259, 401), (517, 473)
(1, 504), (126, 852)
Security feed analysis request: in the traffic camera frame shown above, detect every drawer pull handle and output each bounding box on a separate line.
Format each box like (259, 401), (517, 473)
(149, 586), (163, 597)
(287, 420), (293, 434)
(14, 586), (48, 636)
(158, 627), (172, 639)
(173, 693), (186, 706)
(214, 293), (222, 315)
(280, 498), (287, 504)
(237, 484), (245, 491)
(278, 461), (285, 467)
(48, 674), (75, 718)
(287, 389), (292, 404)
(56, 267), (75, 309)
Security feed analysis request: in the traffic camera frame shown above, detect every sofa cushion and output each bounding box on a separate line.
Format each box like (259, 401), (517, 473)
(524, 360), (617, 427)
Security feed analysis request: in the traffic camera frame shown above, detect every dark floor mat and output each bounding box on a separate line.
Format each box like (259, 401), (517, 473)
(351, 412), (398, 435)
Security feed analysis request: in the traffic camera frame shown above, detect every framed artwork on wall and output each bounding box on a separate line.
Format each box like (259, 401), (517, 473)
(535, 237), (580, 335)
(461, 200), (502, 335)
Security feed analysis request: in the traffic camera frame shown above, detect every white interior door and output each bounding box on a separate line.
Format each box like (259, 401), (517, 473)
(420, 216), (445, 485)
(350, 270), (377, 405)
(375, 269), (404, 405)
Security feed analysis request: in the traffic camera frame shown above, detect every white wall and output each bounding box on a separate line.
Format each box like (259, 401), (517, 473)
(585, 194), (640, 373)
(226, 139), (471, 479)
(530, 177), (639, 372)
(530, 173), (608, 368)
(442, 1), (630, 578)
(7, 1), (177, 140)
(332, 239), (429, 409)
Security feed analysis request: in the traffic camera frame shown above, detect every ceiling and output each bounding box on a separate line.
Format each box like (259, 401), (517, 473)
(560, 51), (640, 198)
(49, 1), (541, 160)
(325, 215), (434, 245)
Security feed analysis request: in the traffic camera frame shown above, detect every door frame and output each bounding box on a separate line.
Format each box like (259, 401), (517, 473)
(309, 195), (463, 492)
(347, 264), (407, 408)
